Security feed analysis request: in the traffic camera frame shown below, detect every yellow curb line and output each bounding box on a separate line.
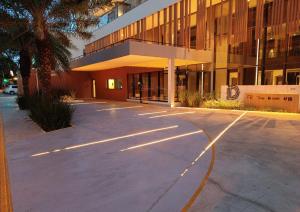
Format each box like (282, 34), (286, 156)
(182, 112), (247, 211)
(182, 144), (216, 212)
(0, 115), (13, 212)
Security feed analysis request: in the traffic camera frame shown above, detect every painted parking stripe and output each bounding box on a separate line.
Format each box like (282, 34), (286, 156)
(181, 112), (247, 211)
(138, 111), (167, 116)
(70, 102), (107, 105)
(97, 106), (143, 111)
(120, 130), (203, 152)
(149, 111), (195, 119)
(31, 125), (179, 157)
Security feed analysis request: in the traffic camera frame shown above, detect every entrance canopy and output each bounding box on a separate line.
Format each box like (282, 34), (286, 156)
(71, 39), (212, 71)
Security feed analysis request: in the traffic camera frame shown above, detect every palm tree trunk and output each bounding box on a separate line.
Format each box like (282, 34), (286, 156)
(36, 38), (52, 96)
(19, 49), (31, 96)
(22, 76), (30, 96)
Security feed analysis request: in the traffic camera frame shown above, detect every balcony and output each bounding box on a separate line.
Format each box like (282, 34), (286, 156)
(71, 38), (212, 71)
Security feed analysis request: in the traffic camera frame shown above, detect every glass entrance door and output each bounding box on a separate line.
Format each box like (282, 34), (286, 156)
(127, 70), (168, 102)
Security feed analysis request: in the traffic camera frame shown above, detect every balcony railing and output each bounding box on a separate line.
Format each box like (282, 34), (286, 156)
(71, 38), (186, 62)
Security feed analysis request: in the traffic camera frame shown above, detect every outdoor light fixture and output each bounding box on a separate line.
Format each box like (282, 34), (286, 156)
(120, 130), (204, 152)
(31, 125), (179, 157)
(149, 111), (195, 119)
(138, 111), (167, 116)
(97, 106), (143, 111)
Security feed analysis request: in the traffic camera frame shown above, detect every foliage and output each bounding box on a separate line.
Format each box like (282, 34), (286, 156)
(203, 100), (242, 110)
(203, 92), (216, 101)
(0, 50), (18, 78)
(178, 89), (189, 106)
(0, 0), (112, 95)
(187, 92), (202, 107)
(50, 88), (72, 101)
(16, 95), (29, 110)
(178, 89), (202, 107)
(28, 93), (74, 132)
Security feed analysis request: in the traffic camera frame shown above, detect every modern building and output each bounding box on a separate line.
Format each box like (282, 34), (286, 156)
(70, 0), (300, 106)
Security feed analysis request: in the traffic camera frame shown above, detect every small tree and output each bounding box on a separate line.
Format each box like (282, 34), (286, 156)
(1, 0), (112, 96)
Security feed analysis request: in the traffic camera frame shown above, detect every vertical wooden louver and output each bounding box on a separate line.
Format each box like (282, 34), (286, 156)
(196, 0), (207, 50)
(207, 0), (213, 49)
(227, 0), (233, 44)
(184, 0), (190, 48)
(270, 0), (285, 37)
(232, 0), (248, 44)
(163, 8), (167, 44)
(158, 11), (161, 43)
(255, 0), (265, 40)
(286, 0), (300, 35)
(219, 0), (224, 45)
(180, 0), (185, 46)
(169, 5), (173, 45)
(174, 3), (178, 46)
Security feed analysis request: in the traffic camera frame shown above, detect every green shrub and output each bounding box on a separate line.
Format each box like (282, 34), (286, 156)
(178, 90), (203, 107)
(203, 92), (216, 101)
(28, 94), (74, 132)
(50, 88), (71, 101)
(16, 95), (29, 110)
(203, 100), (241, 110)
(178, 89), (189, 106)
(187, 92), (202, 107)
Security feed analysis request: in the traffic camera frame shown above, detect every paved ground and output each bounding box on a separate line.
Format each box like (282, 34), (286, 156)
(1, 95), (300, 212)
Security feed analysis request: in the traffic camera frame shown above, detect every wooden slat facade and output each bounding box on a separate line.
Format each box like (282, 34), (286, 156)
(84, 0), (300, 59)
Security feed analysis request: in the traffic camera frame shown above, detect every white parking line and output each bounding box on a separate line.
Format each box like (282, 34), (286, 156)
(120, 130), (203, 152)
(71, 102), (107, 105)
(97, 106), (143, 111)
(149, 111), (195, 119)
(31, 152), (50, 157)
(138, 111), (167, 116)
(31, 125), (179, 157)
(180, 111), (247, 178)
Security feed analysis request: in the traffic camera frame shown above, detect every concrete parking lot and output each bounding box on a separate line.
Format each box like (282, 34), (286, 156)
(1, 96), (300, 212)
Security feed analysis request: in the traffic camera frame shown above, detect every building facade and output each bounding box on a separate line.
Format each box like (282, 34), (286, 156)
(70, 0), (300, 105)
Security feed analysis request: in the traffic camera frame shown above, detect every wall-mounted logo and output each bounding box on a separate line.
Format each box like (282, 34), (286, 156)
(227, 86), (240, 100)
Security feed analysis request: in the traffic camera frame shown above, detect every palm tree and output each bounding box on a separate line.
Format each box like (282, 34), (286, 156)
(0, 25), (72, 96)
(0, 50), (18, 85)
(1, 0), (112, 95)
(0, 26), (33, 96)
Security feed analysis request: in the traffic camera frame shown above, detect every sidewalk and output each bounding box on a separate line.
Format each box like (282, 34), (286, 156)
(0, 96), (43, 146)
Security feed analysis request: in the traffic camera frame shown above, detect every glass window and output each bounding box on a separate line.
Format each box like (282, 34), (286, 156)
(287, 70), (300, 85)
(264, 70), (283, 85)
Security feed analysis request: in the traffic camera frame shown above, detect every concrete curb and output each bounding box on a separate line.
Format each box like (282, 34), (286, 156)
(0, 115), (13, 212)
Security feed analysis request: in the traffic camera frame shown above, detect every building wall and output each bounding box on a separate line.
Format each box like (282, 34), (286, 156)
(90, 67), (161, 101)
(19, 70), (93, 98)
(89, 0), (177, 44)
(69, 0), (300, 104)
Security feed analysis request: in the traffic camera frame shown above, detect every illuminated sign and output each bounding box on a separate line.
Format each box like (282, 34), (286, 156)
(107, 79), (123, 90)
(227, 86), (240, 100)
(107, 79), (115, 89)
(245, 93), (299, 113)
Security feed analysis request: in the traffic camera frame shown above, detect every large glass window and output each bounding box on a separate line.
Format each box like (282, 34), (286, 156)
(127, 70), (167, 102)
(287, 69), (300, 85)
(264, 70), (283, 85)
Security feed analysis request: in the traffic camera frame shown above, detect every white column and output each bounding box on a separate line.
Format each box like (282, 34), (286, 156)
(255, 39), (260, 85)
(168, 58), (175, 107)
